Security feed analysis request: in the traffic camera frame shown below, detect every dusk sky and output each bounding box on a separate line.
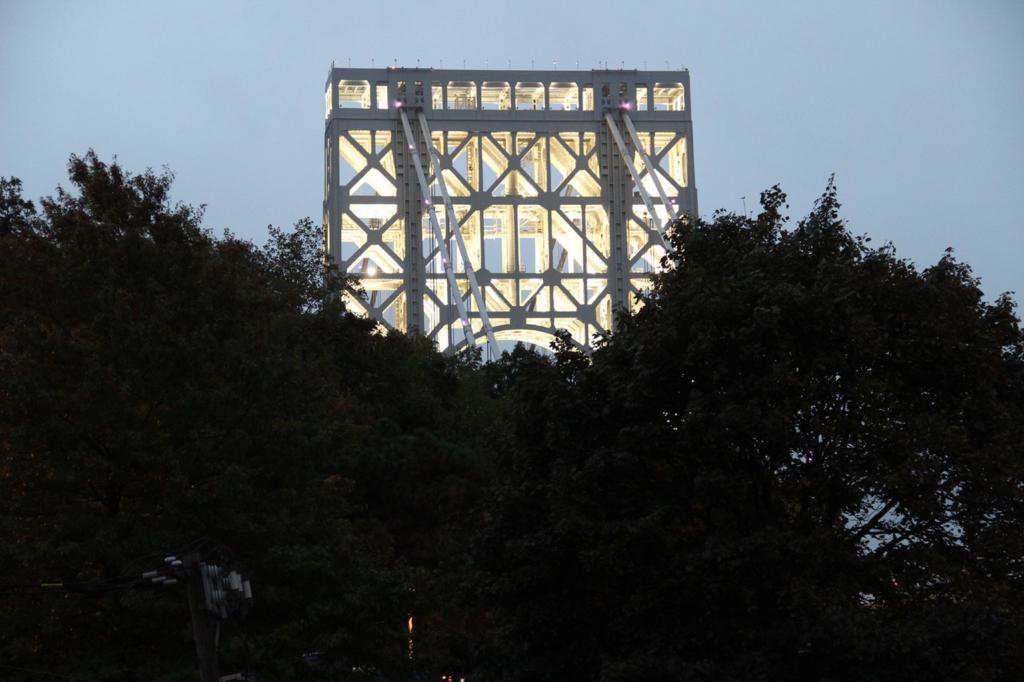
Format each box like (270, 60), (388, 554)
(3, 0), (1022, 298)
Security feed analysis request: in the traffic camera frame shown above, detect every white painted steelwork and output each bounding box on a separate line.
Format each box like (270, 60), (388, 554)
(324, 67), (696, 353)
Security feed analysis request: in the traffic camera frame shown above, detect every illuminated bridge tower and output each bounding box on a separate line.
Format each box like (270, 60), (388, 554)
(323, 66), (696, 356)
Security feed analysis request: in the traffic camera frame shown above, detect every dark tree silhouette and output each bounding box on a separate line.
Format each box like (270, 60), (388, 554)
(474, 182), (1024, 681)
(2, 158), (1020, 682)
(0, 154), (496, 681)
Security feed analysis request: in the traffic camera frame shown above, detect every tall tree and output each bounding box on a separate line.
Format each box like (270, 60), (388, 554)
(475, 182), (1024, 681)
(0, 154), (495, 681)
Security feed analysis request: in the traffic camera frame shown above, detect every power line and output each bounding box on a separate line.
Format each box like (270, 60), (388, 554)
(0, 663), (90, 681)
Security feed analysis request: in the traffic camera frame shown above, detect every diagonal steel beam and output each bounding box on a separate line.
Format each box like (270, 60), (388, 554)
(622, 113), (681, 222)
(398, 108), (478, 352)
(604, 112), (670, 251)
(417, 111), (499, 359)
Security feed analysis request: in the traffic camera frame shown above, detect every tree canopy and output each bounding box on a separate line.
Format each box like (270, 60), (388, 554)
(474, 183), (1024, 681)
(0, 154), (498, 681)
(1, 157), (1020, 681)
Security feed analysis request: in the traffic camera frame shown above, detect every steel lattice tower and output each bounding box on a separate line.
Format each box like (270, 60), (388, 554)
(324, 66), (696, 357)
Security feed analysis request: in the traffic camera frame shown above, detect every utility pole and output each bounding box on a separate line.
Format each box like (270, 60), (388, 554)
(142, 551), (253, 682)
(184, 553), (221, 682)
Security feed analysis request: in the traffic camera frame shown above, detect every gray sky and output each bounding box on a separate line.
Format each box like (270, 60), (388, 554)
(2, 0), (1022, 298)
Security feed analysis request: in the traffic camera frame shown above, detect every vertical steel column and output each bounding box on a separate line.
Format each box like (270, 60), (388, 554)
(599, 118), (632, 314)
(325, 121), (342, 269)
(416, 111), (499, 358)
(683, 122), (699, 218)
(395, 119), (425, 335)
(399, 109), (478, 351)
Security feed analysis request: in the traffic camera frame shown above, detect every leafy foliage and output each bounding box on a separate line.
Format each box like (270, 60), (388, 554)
(0, 154), (494, 681)
(1, 158), (1020, 681)
(474, 181), (1024, 681)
